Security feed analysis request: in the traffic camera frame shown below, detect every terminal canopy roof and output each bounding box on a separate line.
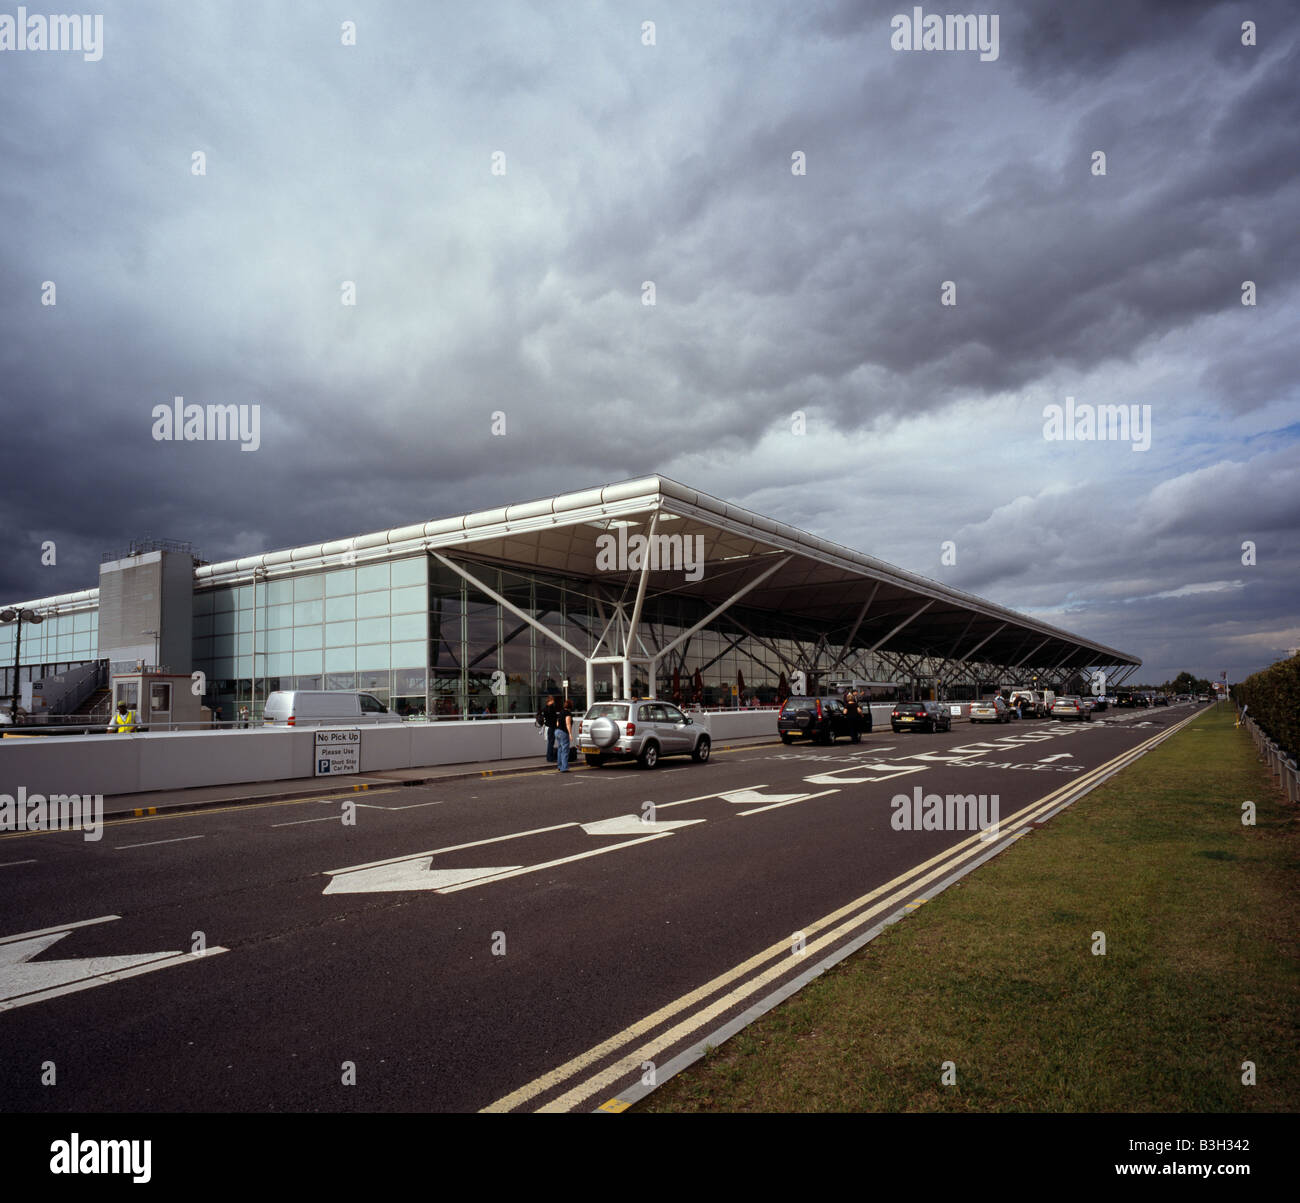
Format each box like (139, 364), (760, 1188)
(196, 475), (1141, 680)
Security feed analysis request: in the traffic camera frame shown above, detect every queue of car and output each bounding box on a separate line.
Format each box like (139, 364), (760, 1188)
(567, 679), (1169, 771)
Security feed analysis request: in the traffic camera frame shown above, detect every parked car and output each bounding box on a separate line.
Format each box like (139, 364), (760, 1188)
(1153, 693), (1169, 706)
(778, 696), (866, 744)
(579, 699), (711, 768)
(969, 696), (1011, 724)
(261, 690), (403, 727)
(891, 700), (952, 733)
(1009, 689), (1052, 718)
(1051, 695), (1091, 722)
(1089, 695), (1108, 712)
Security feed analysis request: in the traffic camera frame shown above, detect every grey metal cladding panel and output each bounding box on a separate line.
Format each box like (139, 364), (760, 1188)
(161, 552), (194, 671)
(97, 560), (163, 660)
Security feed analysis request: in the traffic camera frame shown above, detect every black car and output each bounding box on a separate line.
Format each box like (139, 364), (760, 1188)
(778, 696), (869, 744)
(890, 700), (952, 734)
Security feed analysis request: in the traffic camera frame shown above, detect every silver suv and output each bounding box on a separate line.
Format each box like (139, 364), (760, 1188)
(577, 700), (711, 769)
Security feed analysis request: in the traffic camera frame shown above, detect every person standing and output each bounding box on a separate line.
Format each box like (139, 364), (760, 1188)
(107, 701), (137, 733)
(556, 700), (573, 772)
(537, 694), (560, 762)
(844, 689), (863, 741)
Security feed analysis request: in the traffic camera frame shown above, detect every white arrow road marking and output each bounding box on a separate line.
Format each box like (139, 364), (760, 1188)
(0, 916), (227, 1013)
(803, 763), (930, 785)
(655, 786), (768, 808)
(734, 789), (839, 816)
(323, 861), (523, 893)
(719, 790), (807, 807)
(323, 816), (681, 895)
(580, 816), (705, 836)
(437, 835), (670, 893)
(1040, 753), (1073, 762)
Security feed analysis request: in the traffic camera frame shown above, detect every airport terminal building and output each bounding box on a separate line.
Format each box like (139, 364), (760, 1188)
(0, 476), (1141, 725)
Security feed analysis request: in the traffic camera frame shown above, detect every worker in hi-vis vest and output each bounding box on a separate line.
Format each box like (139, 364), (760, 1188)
(108, 702), (138, 733)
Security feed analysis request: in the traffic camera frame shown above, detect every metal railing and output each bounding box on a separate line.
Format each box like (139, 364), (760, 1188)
(1239, 708), (1300, 805)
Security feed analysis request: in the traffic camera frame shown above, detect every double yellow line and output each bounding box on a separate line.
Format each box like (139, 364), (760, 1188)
(482, 711), (1201, 1112)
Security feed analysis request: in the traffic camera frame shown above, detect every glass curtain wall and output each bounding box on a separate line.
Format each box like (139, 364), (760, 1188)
(190, 553), (887, 721)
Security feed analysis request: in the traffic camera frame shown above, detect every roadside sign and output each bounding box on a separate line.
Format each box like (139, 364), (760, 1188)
(315, 728), (360, 775)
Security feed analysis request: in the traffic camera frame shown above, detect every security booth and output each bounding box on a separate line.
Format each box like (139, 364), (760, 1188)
(110, 671), (203, 731)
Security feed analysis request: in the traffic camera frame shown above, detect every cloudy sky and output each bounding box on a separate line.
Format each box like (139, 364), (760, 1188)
(1, 0), (1296, 684)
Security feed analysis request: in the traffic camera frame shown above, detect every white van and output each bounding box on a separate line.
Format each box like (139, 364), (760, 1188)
(261, 690), (403, 727)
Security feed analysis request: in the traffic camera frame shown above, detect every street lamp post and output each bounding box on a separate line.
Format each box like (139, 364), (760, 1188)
(1, 607), (44, 723)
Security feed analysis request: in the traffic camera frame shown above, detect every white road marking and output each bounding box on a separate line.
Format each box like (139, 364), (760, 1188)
(437, 835), (670, 894)
(324, 861), (523, 894)
(719, 789), (807, 807)
(323, 822), (578, 877)
(0, 860), (37, 869)
(735, 789), (840, 816)
(0, 917), (227, 1013)
(0, 915), (119, 945)
(803, 763), (929, 785)
(354, 800), (448, 811)
(1040, 753), (1073, 762)
(114, 835), (207, 850)
(580, 816), (705, 836)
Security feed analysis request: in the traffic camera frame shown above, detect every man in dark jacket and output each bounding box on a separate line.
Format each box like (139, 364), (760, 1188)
(843, 689), (869, 741)
(537, 694), (560, 762)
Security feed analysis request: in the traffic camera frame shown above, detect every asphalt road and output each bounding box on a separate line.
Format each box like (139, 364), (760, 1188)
(0, 703), (1205, 1112)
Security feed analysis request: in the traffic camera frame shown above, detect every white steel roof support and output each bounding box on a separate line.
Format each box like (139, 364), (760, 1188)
(430, 552), (585, 660)
(866, 601), (934, 654)
(653, 556), (792, 662)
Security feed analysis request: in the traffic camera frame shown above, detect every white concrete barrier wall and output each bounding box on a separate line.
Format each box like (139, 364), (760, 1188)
(0, 704), (941, 799)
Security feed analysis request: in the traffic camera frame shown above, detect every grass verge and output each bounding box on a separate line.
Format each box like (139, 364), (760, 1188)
(636, 705), (1299, 1112)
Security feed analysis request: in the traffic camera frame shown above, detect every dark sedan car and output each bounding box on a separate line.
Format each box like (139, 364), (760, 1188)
(778, 696), (868, 744)
(890, 700), (952, 734)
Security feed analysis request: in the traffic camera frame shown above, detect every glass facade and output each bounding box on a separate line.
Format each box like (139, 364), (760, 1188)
(193, 555), (430, 722)
(190, 553), (863, 721)
(2, 554), (895, 720)
(0, 607), (97, 697)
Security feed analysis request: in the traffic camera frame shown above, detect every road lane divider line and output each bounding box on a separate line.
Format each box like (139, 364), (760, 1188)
(484, 713), (1205, 1112)
(113, 835), (208, 850)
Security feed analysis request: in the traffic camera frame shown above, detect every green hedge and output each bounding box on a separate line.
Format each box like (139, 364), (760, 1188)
(1231, 653), (1300, 761)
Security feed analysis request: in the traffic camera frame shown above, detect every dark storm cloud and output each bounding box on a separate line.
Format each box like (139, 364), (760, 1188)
(0, 0), (1296, 680)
